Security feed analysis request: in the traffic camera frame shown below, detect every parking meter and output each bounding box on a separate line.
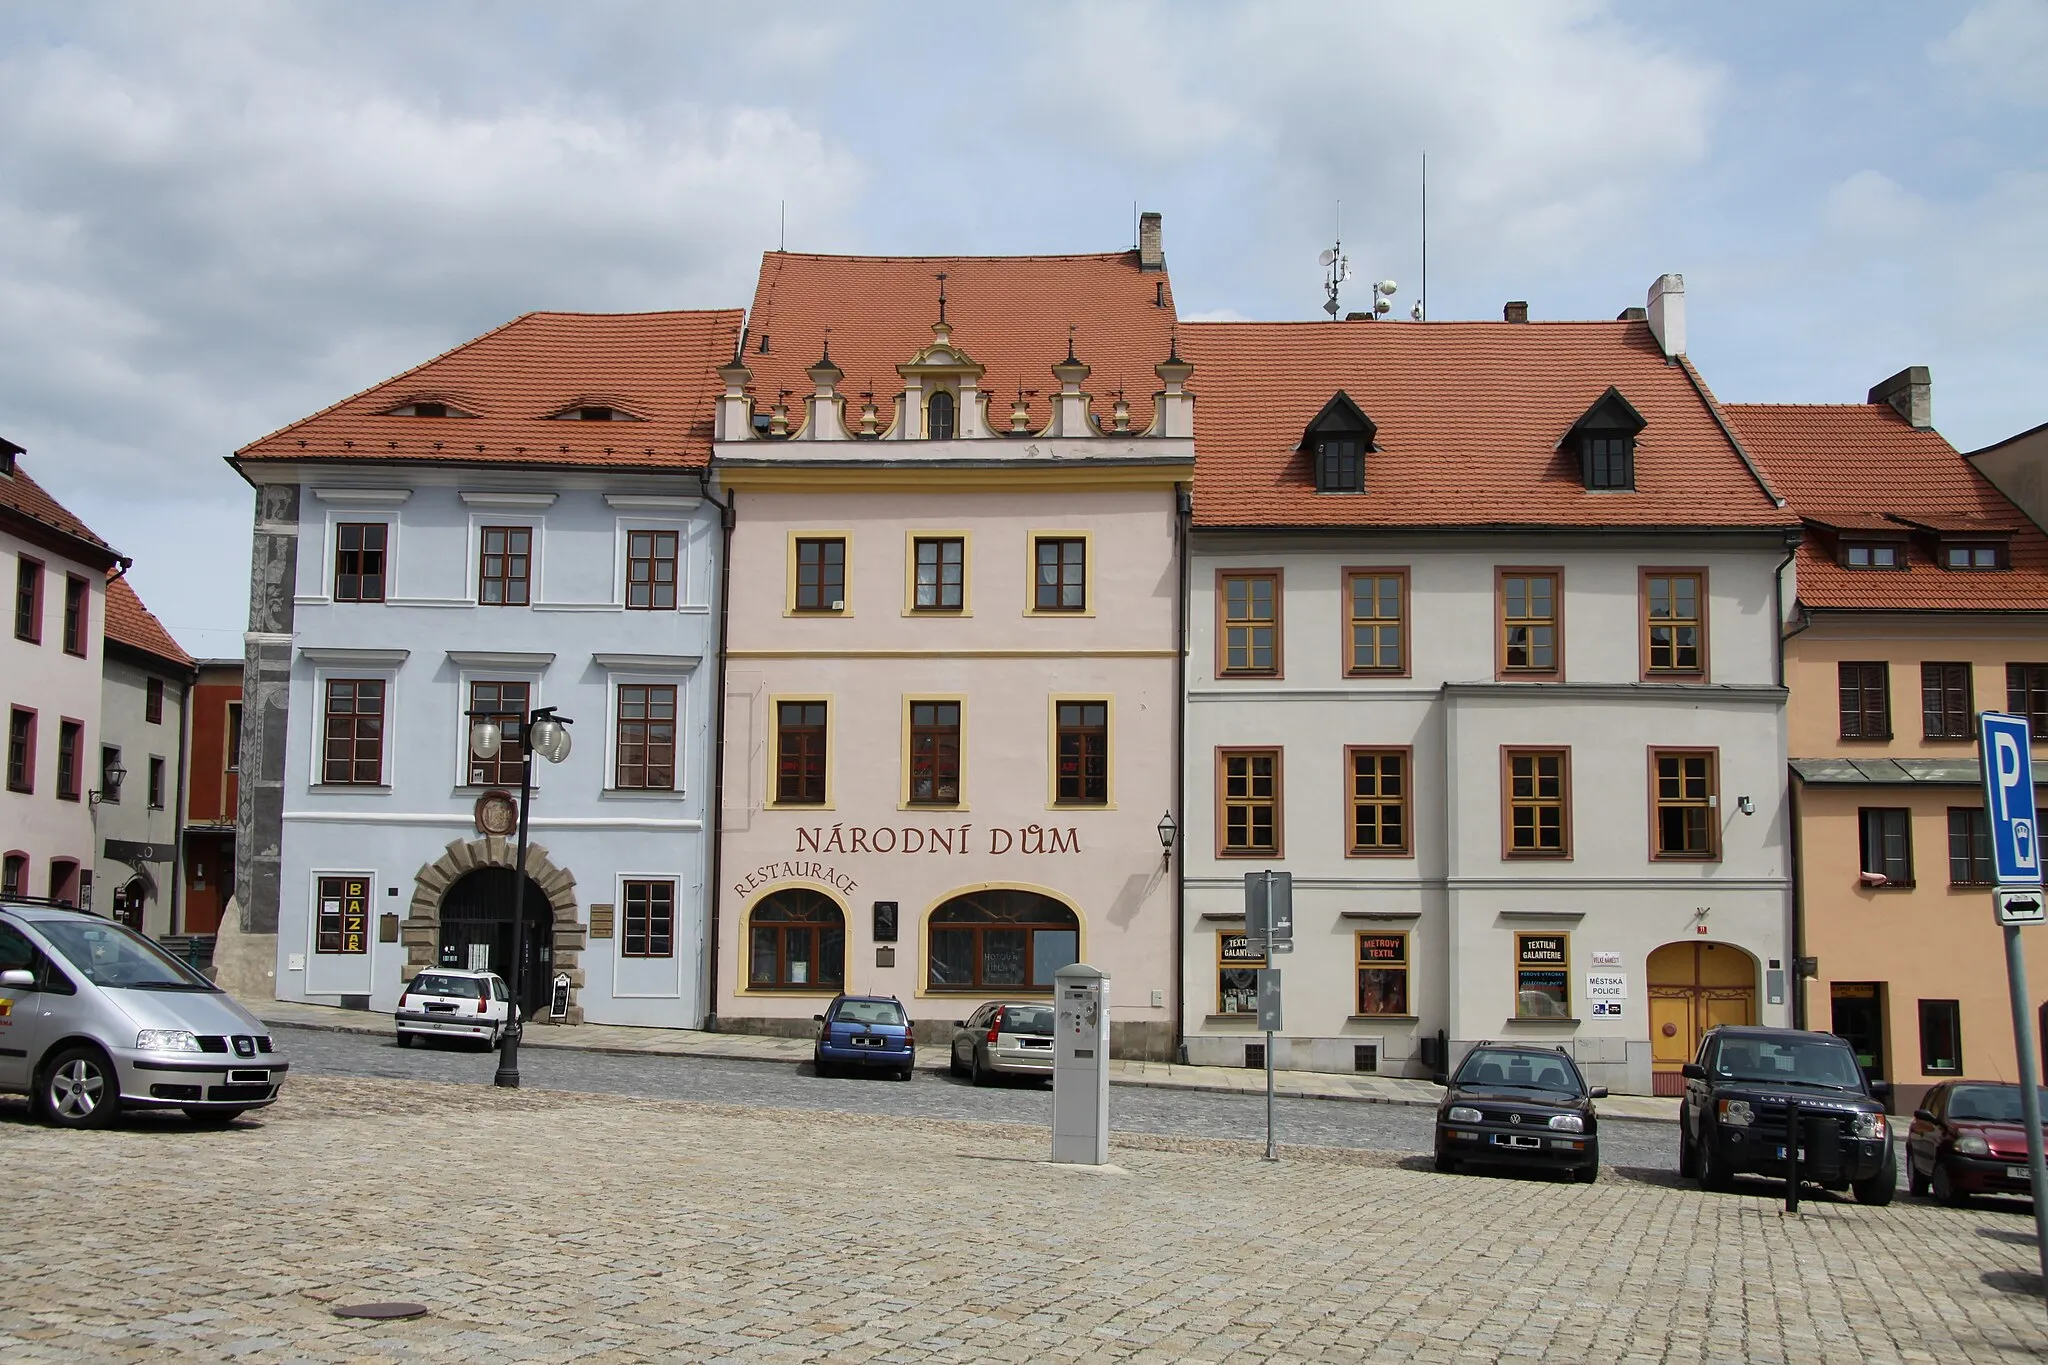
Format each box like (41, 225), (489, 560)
(1052, 962), (1110, 1165)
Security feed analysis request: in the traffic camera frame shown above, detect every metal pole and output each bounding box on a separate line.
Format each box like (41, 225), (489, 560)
(1264, 870), (1277, 1163)
(2002, 923), (2048, 1295)
(1784, 1097), (1800, 1214)
(494, 725), (533, 1089)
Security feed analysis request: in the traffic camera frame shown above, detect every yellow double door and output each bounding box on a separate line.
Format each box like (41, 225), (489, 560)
(1649, 942), (1758, 1094)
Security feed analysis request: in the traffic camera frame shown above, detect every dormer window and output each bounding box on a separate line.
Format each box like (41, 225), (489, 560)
(1299, 392), (1376, 494)
(1941, 541), (2007, 570)
(1587, 436), (1632, 490)
(0, 437), (19, 478)
(927, 390), (956, 441)
(1843, 542), (1903, 569)
(550, 404), (643, 422)
(382, 400), (475, 418)
(1318, 437), (1362, 492)
(1560, 387), (1646, 492)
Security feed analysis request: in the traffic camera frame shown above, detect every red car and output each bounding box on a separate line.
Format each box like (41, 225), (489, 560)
(1906, 1081), (2048, 1206)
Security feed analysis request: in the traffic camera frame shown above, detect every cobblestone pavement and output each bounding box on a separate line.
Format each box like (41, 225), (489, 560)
(5, 1076), (2046, 1363)
(278, 1023), (1684, 1170)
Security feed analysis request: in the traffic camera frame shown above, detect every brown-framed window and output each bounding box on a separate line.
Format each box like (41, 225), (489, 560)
(478, 526), (532, 606)
(1843, 542), (1903, 569)
(1920, 663), (1973, 740)
(1859, 807), (1913, 886)
(1218, 748), (1281, 856)
(315, 874), (370, 954)
(615, 684), (677, 791)
(1515, 933), (1571, 1018)
(1942, 543), (2006, 570)
(1839, 662), (1890, 739)
(1344, 569), (1406, 675)
(1347, 747), (1410, 856)
(466, 681), (527, 787)
(1218, 571), (1280, 676)
(913, 537), (964, 611)
(335, 523), (388, 602)
(1643, 571), (1705, 676)
(55, 720), (82, 801)
(14, 555), (42, 643)
(794, 537), (845, 611)
(1033, 536), (1087, 611)
(148, 756), (165, 810)
(747, 888), (844, 990)
(1498, 570), (1560, 675)
(1218, 932), (1264, 1015)
(145, 676), (164, 724)
(225, 701), (243, 773)
(626, 530), (678, 610)
(1504, 747), (1570, 857)
(2010, 663), (2048, 732)
(1918, 999), (1962, 1075)
(1651, 748), (1718, 859)
(1, 853), (24, 898)
(322, 679), (386, 785)
(775, 701), (828, 805)
(1055, 701), (1108, 805)
(1356, 933), (1411, 1016)
(62, 575), (88, 656)
(927, 888), (1078, 991)
(908, 701), (961, 805)
(622, 879), (675, 958)
(7, 707), (33, 793)
(1949, 807), (1994, 886)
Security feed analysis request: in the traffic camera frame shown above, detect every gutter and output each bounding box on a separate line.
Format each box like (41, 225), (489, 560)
(1773, 534), (1808, 1032)
(1173, 484), (1191, 1064)
(696, 467), (737, 1032)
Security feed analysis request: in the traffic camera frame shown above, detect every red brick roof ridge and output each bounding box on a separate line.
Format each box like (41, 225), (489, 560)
(104, 573), (193, 668)
(1675, 355), (1788, 511)
(0, 461), (121, 560)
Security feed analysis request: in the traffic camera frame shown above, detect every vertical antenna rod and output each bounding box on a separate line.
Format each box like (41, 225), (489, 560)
(1420, 153), (1428, 322)
(780, 200), (786, 252)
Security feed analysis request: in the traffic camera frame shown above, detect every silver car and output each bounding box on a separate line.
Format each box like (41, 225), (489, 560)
(0, 903), (287, 1128)
(948, 1001), (1057, 1084)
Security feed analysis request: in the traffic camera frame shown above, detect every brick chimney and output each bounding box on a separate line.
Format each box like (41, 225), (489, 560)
(1646, 273), (1685, 358)
(1138, 212), (1164, 272)
(1503, 301), (1529, 323)
(1869, 366), (1932, 429)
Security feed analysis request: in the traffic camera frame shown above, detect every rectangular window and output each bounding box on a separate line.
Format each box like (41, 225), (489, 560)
(145, 676), (165, 725)
(1643, 571), (1705, 676)
(1218, 571), (1281, 676)
(2011, 663), (2048, 732)
(1587, 436), (1632, 490)
(775, 701), (828, 805)
(148, 756), (165, 810)
(626, 530), (678, 610)
(56, 720), (81, 801)
(913, 537), (964, 611)
(225, 701), (243, 773)
(465, 681), (527, 787)
(1651, 749), (1718, 859)
(1515, 933), (1571, 1019)
(1504, 747), (1570, 857)
(62, 575), (88, 656)
(1499, 570), (1560, 675)
(477, 526), (532, 606)
(622, 879), (676, 958)
(1921, 662), (1973, 740)
(1, 853), (22, 898)
(1347, 747), (1410, 856)
(1218, 748), (1281, 856)
(1838, 662), (1891, 739)
(1217, 933), (1264, 1015)
(100, 746), (122, 803)
(1844, 542), (1902, 569)
(1859, 807), (1913, 886)
(14, 555), (41, 643)
(1316, 437), (1362, 493)
(315, 874), (371, 954)
(322, 680), (386, 785)
(7, 707), (34, 793)
(1054, 701), (1108, 806)
(1944, 544), (2005, 570)
(1918, 1000), (1962, 1075)
(793, 537), (846, 611)
(1033, 536), (1087, 612)
(1344, 569), (1406, 675)
(615, 684), (677, 791)
(1356, 933), (1411, 1016)
(334, 522), (388, 602)
(1948, 807), (1994, 886)
(908, 701), (961, 805)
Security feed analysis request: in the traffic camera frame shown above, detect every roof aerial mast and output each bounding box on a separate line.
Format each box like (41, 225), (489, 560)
(1320, 201), (1350, 319)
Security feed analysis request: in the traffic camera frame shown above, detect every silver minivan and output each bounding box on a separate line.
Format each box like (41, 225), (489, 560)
(0, 903), (287, 1128)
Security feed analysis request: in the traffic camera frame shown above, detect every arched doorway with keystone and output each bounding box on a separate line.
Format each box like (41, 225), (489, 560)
(405, 836), (584, 1023)
(438, 867), (555, 1018)
(1648, 940), (1759, 1096)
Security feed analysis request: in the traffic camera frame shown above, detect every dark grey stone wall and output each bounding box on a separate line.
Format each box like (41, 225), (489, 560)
(234, 482), (299, 934)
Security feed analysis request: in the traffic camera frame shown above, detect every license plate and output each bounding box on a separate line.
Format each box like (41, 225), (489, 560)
(228, 1069), (269, 1084)
(1773, 1147), (1808, 1161)
(1492, 1134), (1541, 1149)
(1022, 1039), (1051, 1048)
(2011, 1166), (2033, 1180)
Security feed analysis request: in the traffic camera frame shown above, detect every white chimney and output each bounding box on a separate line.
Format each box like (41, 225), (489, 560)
(1647, 274), (1685, 358)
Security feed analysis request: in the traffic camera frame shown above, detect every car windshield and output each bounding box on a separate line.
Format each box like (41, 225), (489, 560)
(409, 973), (487, 999)
(35, 919), (216, 991)
(995, 1005), (1055, 1036)
(834, 999), (904, 1026)
(1455, 1050), (1581, 1093)
(1712, 1037), (1864, 1089)
(1949, 1086), (2048, 1123)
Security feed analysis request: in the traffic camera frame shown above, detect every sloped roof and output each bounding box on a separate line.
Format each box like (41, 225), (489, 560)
(0, 457), (122, 566)
(1723, 403), (2048, 611)
(235, 310), (746, 470)
(739, 251), (1178, 435)
(1177, 320), (1794, 529)
(104, 574), (192, 669)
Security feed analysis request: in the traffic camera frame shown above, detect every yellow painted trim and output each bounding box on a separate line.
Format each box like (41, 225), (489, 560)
(784, 530), (853, 618)
(1045, 694), (1117, 811)
(717, 465), (1191, 493)
(899, 693), (969, 811)
(1024, 529), (1097, 618)
(912, 880), (1088, 1000)
(732, 879), (852, 998)
(901, 529), (974, 617)
(764, 692), (836, 811)
(726, 647), (1175, 659)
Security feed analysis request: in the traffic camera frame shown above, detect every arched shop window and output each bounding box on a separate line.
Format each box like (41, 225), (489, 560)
(748, 889), (845, 991)
(927, 889), (1079, 991)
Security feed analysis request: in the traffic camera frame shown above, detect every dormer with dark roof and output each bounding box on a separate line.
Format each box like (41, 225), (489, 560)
(1560, 386), (1646, 491)
(1299, 392), (1376, 494)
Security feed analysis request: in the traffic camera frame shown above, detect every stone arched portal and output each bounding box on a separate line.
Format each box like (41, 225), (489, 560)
(403, 836), (586, 1024)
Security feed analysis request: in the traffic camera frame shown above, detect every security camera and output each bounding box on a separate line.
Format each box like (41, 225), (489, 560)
(1737, 795), (1755, 816)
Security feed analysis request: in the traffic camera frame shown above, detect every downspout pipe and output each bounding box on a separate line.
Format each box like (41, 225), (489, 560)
(1172, 485), (1191, 1064)
(697, 467), (736, 1032)
(1773, 532), (1812, 1030)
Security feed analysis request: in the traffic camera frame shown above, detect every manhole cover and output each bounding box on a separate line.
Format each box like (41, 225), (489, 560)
(332, 1302), (429, 1321)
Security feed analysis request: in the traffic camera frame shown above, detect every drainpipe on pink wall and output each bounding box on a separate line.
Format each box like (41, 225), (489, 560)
(1173, 485), (1191, 1062)
(699, 468), (737, 1031)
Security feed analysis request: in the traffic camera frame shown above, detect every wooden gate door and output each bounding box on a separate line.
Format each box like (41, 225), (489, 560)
(1648, 941), (1758, 1096)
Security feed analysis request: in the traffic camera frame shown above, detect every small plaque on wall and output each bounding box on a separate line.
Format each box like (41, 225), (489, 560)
(588, 905), (615, 939)
(876, 945), (896, 968)
(379, 913), (400, 944)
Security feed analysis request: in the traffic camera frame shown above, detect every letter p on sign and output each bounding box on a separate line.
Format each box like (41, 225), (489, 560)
(1980, 712), (2042, 885)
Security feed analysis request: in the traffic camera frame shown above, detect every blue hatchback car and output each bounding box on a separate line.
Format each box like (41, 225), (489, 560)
(813, 995), (915, 1080)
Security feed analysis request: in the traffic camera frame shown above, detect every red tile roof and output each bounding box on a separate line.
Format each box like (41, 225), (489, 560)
(0, 457), (122, 566)
(104, 574), (193, 668)
(235, 310), (746, 470)
(1178, 320), (1795, 529)
(1723, 403), (2048, 612)
(740, 251), (1178, 435)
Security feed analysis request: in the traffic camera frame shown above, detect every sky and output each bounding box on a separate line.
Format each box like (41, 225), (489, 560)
(1, 0), (2043, 660)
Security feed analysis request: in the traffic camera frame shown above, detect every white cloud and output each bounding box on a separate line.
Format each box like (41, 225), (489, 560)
(1933, 0), (2048, 107)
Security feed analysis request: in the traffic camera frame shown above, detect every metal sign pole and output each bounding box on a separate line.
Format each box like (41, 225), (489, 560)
(1264, 869), (1277, 1163)
(2003, 925), (2048, 1296)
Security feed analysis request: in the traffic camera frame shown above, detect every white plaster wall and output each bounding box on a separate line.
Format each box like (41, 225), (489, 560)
(1, 531), (104, 901)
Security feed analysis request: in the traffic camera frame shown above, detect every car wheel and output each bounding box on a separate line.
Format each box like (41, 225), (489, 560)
(183, 1107), (251, 1127)
(813, 1055), (833, 1079)
(1432, 1148), (1459, 1174)
(948, 1045), (967, 1078)
(1697, 1131), (1734, 1193)
(897, 1067), (913, 1082)
(1574, 1161), (1600, 1185)
(1931, 1161), (1968, 1208)
(972, 1047), (992, 1087)
(394, 1031), (414, 1049)
(39, 1046), (120, 1130)
(1677, 1125), (1698, 1179)
(1854, 1152), (1898, 1206)
(1908, 1155), (1930, 1197)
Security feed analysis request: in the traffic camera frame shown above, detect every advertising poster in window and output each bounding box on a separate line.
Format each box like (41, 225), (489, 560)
(1218, 933), (1263, 1015)
(1515, 934), (1569, 1018)
(1355, 934), (1409, 1016)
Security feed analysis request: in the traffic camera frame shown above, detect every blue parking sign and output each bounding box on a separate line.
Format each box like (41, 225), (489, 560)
(1981, 712), (2043, 887)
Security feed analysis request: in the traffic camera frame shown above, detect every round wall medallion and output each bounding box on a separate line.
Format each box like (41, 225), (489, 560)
(1661, 1022), (1679, 1038)
(474, 790), (518, 837)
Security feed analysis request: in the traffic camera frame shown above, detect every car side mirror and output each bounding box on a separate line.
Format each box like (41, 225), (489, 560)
(812, 1014), (826, 1023)
(1868, 1079), (1892, 1099)
(953, 1020), (965, 1027)
(1913, 1108), (1935, 1122)
(0, 968), (33, 988)
(1589, 1086), (1609, 1099)
(1430, 1072), (1449, 1087)
(1681, 1063), (1707, 1081)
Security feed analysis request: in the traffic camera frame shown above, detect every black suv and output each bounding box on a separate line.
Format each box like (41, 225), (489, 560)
(1433, 1044), (1606, 1183)
(1679, 1025), (1895, 1205)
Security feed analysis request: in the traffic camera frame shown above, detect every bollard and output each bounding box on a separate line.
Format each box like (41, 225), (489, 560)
(1784, 1097), (1801, 1213)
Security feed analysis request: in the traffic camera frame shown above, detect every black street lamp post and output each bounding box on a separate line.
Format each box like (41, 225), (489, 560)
(467, 704), (573, 1088)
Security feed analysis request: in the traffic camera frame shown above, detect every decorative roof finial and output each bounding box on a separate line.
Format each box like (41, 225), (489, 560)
(819, 326), (832, 365)
(1066, 324), (1078, 364)
(935, 271), (948, 325)
(1167, 329), (1181, 364)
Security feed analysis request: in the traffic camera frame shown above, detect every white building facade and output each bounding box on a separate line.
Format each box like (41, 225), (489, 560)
(95, 577), (194, 937)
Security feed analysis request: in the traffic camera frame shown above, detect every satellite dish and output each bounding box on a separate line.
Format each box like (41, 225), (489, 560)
(1374, 297), (1391, 315)
(1411, 301), (1424, 320)
(1339, 262), (1353, 282)
(1377, 279), (1399, 296)
(1318, 248), (1338, 267)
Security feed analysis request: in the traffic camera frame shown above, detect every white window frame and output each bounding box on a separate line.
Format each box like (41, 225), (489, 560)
(595, 655), (699, 799)
(301, 649), (407, 792)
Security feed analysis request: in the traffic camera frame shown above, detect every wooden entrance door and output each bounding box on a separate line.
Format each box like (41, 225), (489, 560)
(1648, 941), (1758, 1096)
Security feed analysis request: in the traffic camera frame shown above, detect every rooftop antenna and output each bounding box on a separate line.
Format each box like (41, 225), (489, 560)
(779, 200), (786, 252)
(1415, 153), (1428, 322)
(1320, 201), (1351, 319)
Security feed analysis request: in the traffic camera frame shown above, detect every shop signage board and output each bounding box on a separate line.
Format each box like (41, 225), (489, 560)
(1586, 971), (1627, 1018)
